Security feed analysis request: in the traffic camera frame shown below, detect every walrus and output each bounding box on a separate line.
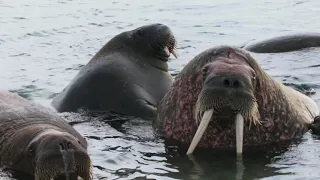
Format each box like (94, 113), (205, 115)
(0, 91), (92, 180)
(242, 33), (320, 53)
(153, 46), (319, 155)
(51, 23), (178, 120)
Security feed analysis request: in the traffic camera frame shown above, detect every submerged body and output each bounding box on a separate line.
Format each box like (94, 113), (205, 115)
(154, 46), (319, 153)
(51, 23), (178, 120)
(0, 91), (92, 180)
(243, 33), (320, 53)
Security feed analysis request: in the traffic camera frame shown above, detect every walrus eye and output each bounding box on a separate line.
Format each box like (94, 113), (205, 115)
(251, 72), (257, 83)
(28, 146), (35, 157)
(137, 29), (144, 37)
(202, 66), (209, 81)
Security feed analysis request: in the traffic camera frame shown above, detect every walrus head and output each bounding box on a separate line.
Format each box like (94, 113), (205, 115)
(90, 23), (178, 72)
(18, 130), (92, 180)
(187, 48), (261, 154)
(130, 23), (178, 61)
(154, 46), (268, 155)
(155, 45), (316, 156)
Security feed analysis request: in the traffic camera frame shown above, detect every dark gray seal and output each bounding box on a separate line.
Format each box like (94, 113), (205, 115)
(153, 46), (319, 155)
(0, 91), (92, 180)
(51, 23), (178, 120)
(243, 33), (320, 53)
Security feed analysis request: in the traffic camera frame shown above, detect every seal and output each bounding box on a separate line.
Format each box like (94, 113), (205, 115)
(0, 91), (92, 180)
(242, 33), (320, 53)
(153, 46), (319, 155)
(51, 23), (178, 120)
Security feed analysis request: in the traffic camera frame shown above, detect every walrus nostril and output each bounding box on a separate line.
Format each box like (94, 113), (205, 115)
(207, 76), (246, 89)
(59, 142), (74, 151)
(59, 143), (65, 150)
(223, 79), (230, 87)
(224, 77), (242, 88)
(67, 142), (72, 149)
(233, 80), (240, 88)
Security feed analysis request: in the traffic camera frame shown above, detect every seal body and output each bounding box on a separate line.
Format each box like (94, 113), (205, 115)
(153, 46), (319, 150)
(51, 23), (178, 120)
(243, 33), (320, 53)
(0, 91), (92, 180)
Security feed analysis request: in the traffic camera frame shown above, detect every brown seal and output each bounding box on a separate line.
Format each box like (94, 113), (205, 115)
(0, 91), (92, 180)
(153, 46), (319, 155)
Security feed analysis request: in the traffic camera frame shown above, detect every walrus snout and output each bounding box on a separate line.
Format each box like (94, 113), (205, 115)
(134, 23), (178, 59)
(154, 24), (178, 59)
(196, 60), (258, 123)
(30, 131), (92, 180)
(204, 75), (249, 90)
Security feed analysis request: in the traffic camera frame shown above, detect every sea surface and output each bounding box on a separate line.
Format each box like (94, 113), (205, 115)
(1, 0), (320, 179)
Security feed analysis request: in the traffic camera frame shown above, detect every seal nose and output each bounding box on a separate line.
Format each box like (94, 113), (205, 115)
(207, 76), (246, 89)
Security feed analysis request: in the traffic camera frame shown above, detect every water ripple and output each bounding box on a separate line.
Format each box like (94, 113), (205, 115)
(1, 0), (320, 179)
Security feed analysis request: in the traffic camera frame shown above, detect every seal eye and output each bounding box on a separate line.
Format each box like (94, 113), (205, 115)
(78, 140), (81, 144)
(28, 146), (35, 157)
(137, 29), (144, 37)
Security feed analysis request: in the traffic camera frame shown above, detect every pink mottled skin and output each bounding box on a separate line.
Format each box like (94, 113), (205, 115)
(153, 46), (316, 150)
(206, 53), (255, 81)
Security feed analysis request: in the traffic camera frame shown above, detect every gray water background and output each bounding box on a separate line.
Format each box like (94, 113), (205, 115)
(1, 0), (320, 179)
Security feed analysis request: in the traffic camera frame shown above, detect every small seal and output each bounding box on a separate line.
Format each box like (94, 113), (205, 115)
(51, 23), (178, 120)
(0, 91), (92, 180)
(243, 33), (320, 53)
(153, 46), (319, 155)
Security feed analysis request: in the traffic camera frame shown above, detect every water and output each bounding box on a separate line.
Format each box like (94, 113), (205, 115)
(1, 0), (320, 179)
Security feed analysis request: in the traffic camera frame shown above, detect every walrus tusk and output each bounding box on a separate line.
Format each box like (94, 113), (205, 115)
(235, 113), (244, 154)
(186, 109), (214, 155)
(186, 110), (244, 155)
(171, 48), (179, 59)
(164, 46), (179, 59)
(164, 46), (170, 56)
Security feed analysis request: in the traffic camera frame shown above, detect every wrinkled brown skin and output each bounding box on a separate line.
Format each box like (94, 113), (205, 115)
(0, 91), (92, 179)
(154, 46), (319, 150)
